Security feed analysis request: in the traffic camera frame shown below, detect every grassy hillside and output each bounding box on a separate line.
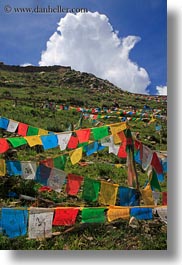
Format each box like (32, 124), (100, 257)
(0, 63), (167, 250)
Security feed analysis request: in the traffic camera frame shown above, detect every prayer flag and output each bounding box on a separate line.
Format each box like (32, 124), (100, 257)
(38, 128), (49, 135)
(7, 120), (19, 133)
(0, 138), (10, 153)
(1, 208), (28, 238)
(162, 192), (167, 205)
(66, 174), (83, 196)
(76, 128), (91, 143)
(152, 191), (161, 206)
(67, 135), (79, 149)
(117, 141), (127, 158)
(127, 148), (138, 188)
(21, 161), (37, 179)
(17, 122), (28, 136)
(53, 208), (79, 226)
(47, 168), (67, 192)
(151, 152), (163, 174)
(156, 207), (167, 224)
(81, 208), (106, 223)
(130, 208), (153, 220)
(40, 158), (54, 168)
(85, 141), (98, 156)
(0, 159), (6, 176)
(119, 186), (140, 206)
(101, 135), (112, 146)
(36, 164), (51, 186)
(0, 117), (9, 130)
(110, 123), (127, 144)
(7, 137), (27, 148)
(26, 126), (39, 136)
(28, 208), (54, 239)
(107, 206), (130, 222)
(92, 126), (109, 140)
(150, 169), (161, 192)
(53, 155), (67, 170)
(99, 181), (118, 206)
(57, 132), (72, 151)
(141, 145), (153, 171)
(140, 183), (154, 205)
(40, 134), (58, 150)
(24, 135), (42, 147)
(6, 161), (22, 176)
(82, 178), (100, 202)
(69, 147), (83, 165)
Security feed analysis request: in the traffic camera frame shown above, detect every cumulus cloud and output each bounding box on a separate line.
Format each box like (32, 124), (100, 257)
(156, 85), (167, 95)
(39, 12), (150, 94)
(20, 63), (33, 67)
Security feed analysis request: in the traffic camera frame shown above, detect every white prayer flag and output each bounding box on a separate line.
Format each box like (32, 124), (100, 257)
(7, 120), (19, 133)
(57, 132), (72, 151)
(141, 145), (153, 171)
(47, 167), (67, 192)
(21, 161), (37, 179)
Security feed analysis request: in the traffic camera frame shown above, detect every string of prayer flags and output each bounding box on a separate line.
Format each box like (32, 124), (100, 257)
(82, 178), (101, 202)
(7, 137), (27, 148)
(7, 120), (19, 133)
(130, 207), (153, 220)
(91, 126), (109, 140)
(140, 183), (154, 206)
(119, 186), (140, 206)
(0, 138), (9, 153)
(53, 155), (67, 170)
(67, 135), (79, 149)
(53, 208), (79, 226)
(99, 181), (118, 206)
(17, 122), (28, 136)
(24, 135), (42, 147)
(6, 161), (22, 176)
(26, 126), (39, 136)
(66, 174), (83, 196)
(57, 132), (72, 151)
(0, 159), (6, 177)
(107, 206), (130, 222)
(69, 147), (83, 165)
(28, 208), (54, 239)
(76, 128), (91, 143)
(81, 208), (106, 223)
(1, 208), (28, 239)
(36, 164), (51, 186)
(20, 161), (37, 179)
(47, 168), (67, 192)
(162, 192), (167, 205)
(0, 117), (9, 130)
(40, 134), (58, 150)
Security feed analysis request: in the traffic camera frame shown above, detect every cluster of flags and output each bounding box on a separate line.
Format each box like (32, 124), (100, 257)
(0, 205), (167, 239)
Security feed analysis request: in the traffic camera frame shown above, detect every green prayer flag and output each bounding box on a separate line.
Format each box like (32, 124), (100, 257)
(91, 126), (109, 140)
(82, 178), (100, 202)
(150, 169), (161, 192)
(7, 137), (27, 148)
(53, 155), (67, 170)
(26, 126), (39, 136)
(81, 208), (106, 223)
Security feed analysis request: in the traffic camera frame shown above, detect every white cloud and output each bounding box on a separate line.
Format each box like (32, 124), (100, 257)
(39, 12), (150, 94)
(156, 85), (167, 95)
(20, 63), (32, 67)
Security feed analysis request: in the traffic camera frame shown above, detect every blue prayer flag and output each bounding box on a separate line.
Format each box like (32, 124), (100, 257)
(119, 186), (140, 206)
(1, 208), (28, 238)
(157, 173), (164, 182)
(36, 164), (51, 186)
(0, 117), (9, 130)
(130, 207), (153, 220)
(134, 150), (141, 164)
(85, 142), (98, 156)
(40, 134), (58, 150)
(6, 161), (22, 176)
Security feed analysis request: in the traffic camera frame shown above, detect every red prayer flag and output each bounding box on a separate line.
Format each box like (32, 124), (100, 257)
(67, 136), (79, 149)
(17, 122), (28, 136)
(66, 173), (83, 195)
(117, 141), (127, 158)
(0, 138), (10, 153)
(40, 158), (54, 168)
(38, 186), (52, 192)
(53, 208), (79, 226)
(76, 128), (91, 143)
(117, 131), (126, 142)
(151, 152), (163, 174)
(162, 192), (167, 205)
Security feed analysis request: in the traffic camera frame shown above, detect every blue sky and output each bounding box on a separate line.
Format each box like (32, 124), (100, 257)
(0, 0), (167, 95)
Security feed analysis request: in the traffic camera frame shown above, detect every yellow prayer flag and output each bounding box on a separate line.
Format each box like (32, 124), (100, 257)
(107, 206), (130, 222)
(110, 123), (127, 144)
(99, 181), (118, 206)
(114, 164), (122, 168)
(24, 136), (43, 147)
(69, 147), (83, 165)
(38, 128), (49, 135)
(0, 159), (6, 176)
(140, 183), (154, 206)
